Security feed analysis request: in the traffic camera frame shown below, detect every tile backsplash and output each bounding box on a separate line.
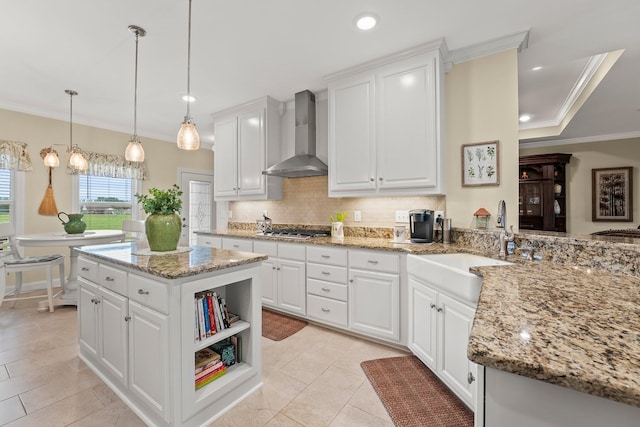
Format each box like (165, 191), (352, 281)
(229, 176), (446, 228)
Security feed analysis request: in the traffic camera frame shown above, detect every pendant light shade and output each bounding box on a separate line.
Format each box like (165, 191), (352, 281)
(65, 90), (88, 172)
(43, 148), (60, 167)
(177, 0), (200, 151)
(125, 25), (146, 162)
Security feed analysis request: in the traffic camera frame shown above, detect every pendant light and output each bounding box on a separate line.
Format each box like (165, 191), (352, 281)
(43, 147), (60, 167)
(125, 25), (146, 162)
(176, 0), (200, 150)
(66, 90), (88, 172)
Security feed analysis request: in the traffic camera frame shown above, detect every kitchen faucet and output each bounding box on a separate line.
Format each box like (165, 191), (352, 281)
(497, 200), (514, 258)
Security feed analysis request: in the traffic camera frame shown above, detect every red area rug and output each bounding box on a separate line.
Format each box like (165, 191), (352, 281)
(262, 308), (308, 341)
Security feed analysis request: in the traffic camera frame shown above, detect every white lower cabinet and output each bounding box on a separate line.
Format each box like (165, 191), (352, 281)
(78, 253), (262, 427)
(254, 241), (306, 316)
(196, 235), (222, 248)
(348, 250), (400, 342)
(408, 274), (478, 410)
(306, 246), (348, 327)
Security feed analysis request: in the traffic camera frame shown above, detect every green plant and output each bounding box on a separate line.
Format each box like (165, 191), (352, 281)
(330, 211), (347, 222)
(135, 184), (183, 215)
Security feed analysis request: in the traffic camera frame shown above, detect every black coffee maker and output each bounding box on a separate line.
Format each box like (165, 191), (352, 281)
(409, 209), (434, 243)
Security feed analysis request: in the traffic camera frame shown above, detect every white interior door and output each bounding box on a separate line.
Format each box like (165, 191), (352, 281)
(179, 170), (215, 246)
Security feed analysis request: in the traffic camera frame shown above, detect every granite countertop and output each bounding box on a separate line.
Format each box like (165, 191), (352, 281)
(468, 262), (640, 408)
(203, 228), (640, 408)
(76, 242), (267, 279)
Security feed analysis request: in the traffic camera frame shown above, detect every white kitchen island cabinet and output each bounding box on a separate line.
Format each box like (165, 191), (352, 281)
(327, 40), (445, 197)
(213, 96), (283, 201)
(76, 242), (265, 427)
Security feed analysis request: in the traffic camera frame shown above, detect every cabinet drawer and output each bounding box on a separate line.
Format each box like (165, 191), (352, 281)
(307, 263), (348, 285)
(307, 246), (347, 266)
(97, 263), (128, 295)
(222, 238), (253, 252)
(277, 243), (305, 261)
(253, 240), (277, 257)
(78, 257), (98, 283)
(196, 235), (222, 248)
(307, 294), (347, 327)
(307, 278), (348, 302)
(128, 274), (169, 314)
(349, 250), (399, 274)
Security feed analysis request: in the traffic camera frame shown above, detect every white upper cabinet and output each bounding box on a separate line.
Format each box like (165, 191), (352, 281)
(327, 41), (445, 197)
(213, 96), (284, 201)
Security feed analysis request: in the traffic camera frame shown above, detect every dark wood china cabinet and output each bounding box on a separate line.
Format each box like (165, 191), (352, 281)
(519, 153), (572, 232)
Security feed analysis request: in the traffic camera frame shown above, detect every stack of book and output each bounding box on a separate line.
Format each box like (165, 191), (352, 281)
(194, 347), (226, 390)
(194, 291), (239, 341)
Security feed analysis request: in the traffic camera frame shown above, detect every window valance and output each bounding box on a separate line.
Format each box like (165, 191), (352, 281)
(0, 140), (33, 171)
(66, 150), (147, 180)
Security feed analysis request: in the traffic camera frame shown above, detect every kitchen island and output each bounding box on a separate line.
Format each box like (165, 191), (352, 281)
(198, 227), (640, 424)
(75, 242), (267, 427)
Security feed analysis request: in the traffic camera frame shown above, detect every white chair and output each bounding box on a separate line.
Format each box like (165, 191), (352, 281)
(122, 219), (146, 242)
(0, 223), (65, 312)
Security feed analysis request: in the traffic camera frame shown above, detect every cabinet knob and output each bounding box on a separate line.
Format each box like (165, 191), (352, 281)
(321, 254), (330, 259)
(137, 289), (149, 295)
(379, 177), (383, 181)
(277, 267), (281, 271)
(81, 267), (89, 271)
(468, 372), (476, 384)
(105, 276), (114, 282)
(436, 307), (443, 312)
(370, 177), (375, 182)
(233, 244), (239, 248)
(367, 260), (379, 264)
(430, 303), (436, 309)
(321, 287), (330, 292)
(349, 279), (354, 283)
(124, 315), (131, 322)
(272, 266), (276, 270)
(321, 271), (331, 276)
(90, 298), (99, 304)
(321, 308), (330, 312)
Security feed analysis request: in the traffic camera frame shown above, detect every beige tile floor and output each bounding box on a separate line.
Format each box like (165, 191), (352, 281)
(1, 290), (407, 426)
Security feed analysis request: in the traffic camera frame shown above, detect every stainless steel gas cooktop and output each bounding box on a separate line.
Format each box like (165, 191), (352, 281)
(259, 229), (330, 240)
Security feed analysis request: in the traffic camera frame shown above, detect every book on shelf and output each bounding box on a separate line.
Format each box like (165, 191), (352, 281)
(213, 292), (226, 332)
(195, 364), (227, 390)
(221, 297), (231, 328)
(196, 295), (206, 341)
(206, 293), (216, 336)
(228, 312), (240, 324)
(195, 347), (221, 372)
(229, 335), (242, 364)
(202, 295), (211, 337)
(195, 360), (224, 381)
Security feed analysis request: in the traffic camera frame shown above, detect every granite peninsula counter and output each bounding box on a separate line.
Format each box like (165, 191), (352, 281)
(199, 228), (640, 416)
(75, 242), (267, 427)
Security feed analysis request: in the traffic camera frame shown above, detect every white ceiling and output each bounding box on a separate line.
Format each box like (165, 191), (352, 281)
(1, 0), (639, 149)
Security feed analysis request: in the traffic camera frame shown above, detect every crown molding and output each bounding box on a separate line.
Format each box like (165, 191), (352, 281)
(519, 130), (640, 148)
(445, 30), (530, 66)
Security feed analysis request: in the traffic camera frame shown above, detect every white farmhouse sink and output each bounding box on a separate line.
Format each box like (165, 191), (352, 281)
(407, 253), (513, 304)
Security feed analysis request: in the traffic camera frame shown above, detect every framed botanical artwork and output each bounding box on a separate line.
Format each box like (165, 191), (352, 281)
(592, 167), (633, 222)
(462, 140), (499, 186)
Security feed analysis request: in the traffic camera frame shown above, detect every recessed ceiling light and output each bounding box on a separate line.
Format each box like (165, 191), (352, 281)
(532, 66), (543, 71)
(355, 13), (379, 31)
(519, 114), (532, 122)
(182, 94), (196, 102)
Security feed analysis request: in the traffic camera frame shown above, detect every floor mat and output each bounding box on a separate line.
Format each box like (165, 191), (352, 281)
(262, 308), (308, 341)
(361, 355), (473, 427)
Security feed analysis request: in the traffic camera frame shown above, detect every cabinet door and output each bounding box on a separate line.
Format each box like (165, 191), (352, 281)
(328, 74), (377, 194)
(260, 257), (278, 307)
(99, 286), (128, 386)
(438, 293), (477, 410)
(78, 279), (99, 359)
(277, 259), (306, 315)
(128, 300), (170, 422)
(349, 269), (399, 341)
(377, 53), (439, 190)
(213, 117), (238, 199)
(237, 109), (266, 197)
(408, 277), (438, 370)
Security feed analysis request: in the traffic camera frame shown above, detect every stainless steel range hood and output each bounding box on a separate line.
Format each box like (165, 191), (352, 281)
(262, 90), (328, 178)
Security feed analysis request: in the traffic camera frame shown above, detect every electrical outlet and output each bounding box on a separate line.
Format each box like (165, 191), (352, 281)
(395, 210), (409, 223)
(354, 211), (362, 222)
(228, 210), (233, 219)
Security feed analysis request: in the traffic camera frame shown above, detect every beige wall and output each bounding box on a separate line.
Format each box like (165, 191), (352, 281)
(520, 137), (640, 234)
(444, 49), (520, 230)
(0, 107), (213, 259)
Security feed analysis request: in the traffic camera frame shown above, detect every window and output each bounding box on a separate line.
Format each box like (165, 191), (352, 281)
(76, 175), (140, 230)
(0, 169), (11, 224)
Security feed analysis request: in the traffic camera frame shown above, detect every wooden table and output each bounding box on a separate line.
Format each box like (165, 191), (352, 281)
(15, 230), (125, 310)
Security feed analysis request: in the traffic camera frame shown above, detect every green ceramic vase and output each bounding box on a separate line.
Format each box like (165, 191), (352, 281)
(145, 213), (181, 252)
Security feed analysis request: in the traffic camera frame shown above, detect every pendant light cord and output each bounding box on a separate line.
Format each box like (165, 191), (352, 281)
(186, 0), (193, 120)
(134, 30), (139, 138)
